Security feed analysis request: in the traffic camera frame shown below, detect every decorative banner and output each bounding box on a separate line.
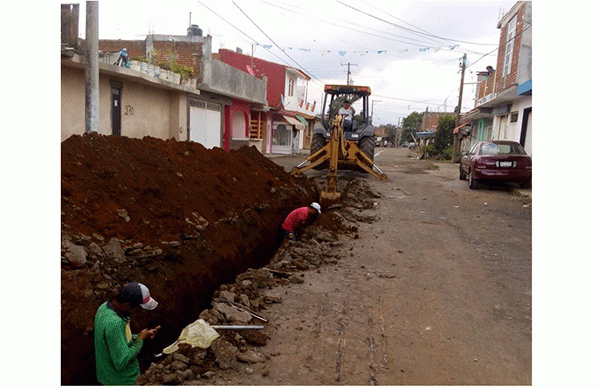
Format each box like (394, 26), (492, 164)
(258, 44), (458, 56)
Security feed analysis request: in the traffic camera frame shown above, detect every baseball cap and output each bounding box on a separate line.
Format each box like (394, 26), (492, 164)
(118, 282), (158, 310)
(310, 202), (321, 213)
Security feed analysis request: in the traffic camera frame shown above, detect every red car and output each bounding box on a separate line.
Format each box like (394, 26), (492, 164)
(459, 140), (532, 190)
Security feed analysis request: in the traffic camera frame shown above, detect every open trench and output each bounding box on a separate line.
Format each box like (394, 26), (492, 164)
(61, 133), (323, 385)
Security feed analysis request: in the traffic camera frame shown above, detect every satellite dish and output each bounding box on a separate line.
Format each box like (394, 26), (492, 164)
(246, 65), (255, 76)
(280, 94), (286, 107)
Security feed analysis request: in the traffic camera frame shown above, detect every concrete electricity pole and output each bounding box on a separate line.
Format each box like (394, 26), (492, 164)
(341, 62), (358, 85)
(452, 53), (467, 163)
(85, 1), (100, 133)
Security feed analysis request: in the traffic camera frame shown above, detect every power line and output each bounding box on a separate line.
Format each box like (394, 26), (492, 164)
(363, 0), (455, 47)
(231, 1), (325, 85)
(338, 0), (499, 47)
(262, 0), (443, 49)
(260, 0), (464, 53)
(372, 94), (448, 108)
(196, 1), (325, 86)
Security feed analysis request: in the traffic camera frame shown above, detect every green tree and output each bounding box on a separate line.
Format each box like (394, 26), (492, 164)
(383, 124), (398, 145)
(401, 112), (423, 142)
(432, 114), (455, 158)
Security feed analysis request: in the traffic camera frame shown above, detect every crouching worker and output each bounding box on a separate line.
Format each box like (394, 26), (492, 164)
(94, 282), (161, 385)
(282, 202), (321, 241)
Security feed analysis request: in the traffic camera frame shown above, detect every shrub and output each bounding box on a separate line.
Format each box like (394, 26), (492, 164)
(157, 61), (195, 79)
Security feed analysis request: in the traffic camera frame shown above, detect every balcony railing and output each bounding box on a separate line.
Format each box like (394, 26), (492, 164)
(475, 72), (497, 107)
(283, 96), (317, 116)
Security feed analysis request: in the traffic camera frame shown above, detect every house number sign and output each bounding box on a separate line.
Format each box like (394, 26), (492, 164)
(124, 105), (134, 116)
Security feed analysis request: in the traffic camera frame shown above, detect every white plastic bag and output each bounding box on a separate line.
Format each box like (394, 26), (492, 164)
(163, 319), (220, 354)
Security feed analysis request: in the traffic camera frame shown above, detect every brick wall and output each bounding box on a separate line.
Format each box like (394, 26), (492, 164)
(98, 38), (203, 77)
(421, 111), (446, 131)
(150, 40), (202, 76)
(98, 40), (146, 59)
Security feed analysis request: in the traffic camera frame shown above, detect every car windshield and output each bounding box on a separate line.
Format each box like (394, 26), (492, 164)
(479, 142), (526, 156)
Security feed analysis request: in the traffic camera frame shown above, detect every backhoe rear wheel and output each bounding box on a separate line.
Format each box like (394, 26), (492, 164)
(359, 135), (376, 163)
(310, 133), (327, 169)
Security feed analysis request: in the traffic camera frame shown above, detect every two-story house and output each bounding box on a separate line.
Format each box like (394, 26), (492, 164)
(461, 1), (532, 155)
(214, 49), (317, 154)
(61, 4), (268, 151)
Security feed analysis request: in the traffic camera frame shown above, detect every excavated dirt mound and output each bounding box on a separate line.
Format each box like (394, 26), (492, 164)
(60, 133), (317, 385)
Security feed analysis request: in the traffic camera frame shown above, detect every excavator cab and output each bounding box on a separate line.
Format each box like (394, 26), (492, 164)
(313, 85), (376, 163)
(291, 85), (387, 202)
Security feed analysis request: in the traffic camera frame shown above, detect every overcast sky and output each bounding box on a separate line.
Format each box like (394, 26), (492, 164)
(77, 0), (516, 126)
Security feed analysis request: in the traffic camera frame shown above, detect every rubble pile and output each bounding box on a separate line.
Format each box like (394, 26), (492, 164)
(135, 225), (363, 385)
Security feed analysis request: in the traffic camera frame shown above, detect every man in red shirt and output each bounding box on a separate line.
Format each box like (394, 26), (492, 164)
(282, 202), (321, 241)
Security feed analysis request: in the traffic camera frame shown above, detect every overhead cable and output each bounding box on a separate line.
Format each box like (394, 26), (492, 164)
(196, 1), (324, 85)
(261, 0), (463, 52)
(231, 1), (325, 85)
(338, 0), (499, 47)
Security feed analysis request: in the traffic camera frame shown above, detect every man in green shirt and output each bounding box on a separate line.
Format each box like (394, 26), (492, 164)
(94, 282), (161, 385)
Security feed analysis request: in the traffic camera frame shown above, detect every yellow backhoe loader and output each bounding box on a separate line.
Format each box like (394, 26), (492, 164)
(291, 85), (387, 201)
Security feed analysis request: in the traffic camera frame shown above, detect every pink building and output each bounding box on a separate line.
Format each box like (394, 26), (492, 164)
(214, 49), (317, 154)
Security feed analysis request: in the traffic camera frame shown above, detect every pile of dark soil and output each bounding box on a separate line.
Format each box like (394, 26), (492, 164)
(60, 133), (316, 385)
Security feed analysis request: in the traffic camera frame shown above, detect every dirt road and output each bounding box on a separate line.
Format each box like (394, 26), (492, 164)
(167, 147), (532, 385)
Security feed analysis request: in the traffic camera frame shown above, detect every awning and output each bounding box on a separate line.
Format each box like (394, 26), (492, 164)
(295, 115), (309, 126)
(518, 79), (532, 96)
(283, 115), (304, 129)
(453, 122), (471, 135)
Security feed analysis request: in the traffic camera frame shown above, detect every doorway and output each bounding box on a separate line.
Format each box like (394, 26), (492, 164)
(111, 84), (122, 136)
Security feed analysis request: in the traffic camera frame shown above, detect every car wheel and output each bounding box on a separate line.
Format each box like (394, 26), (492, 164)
(519, 179), (531, 189)
(468, 170), (479, 190)
(459, 164), (467, 180)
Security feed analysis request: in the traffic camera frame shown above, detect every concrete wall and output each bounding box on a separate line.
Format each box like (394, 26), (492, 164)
(199, 57), (267, 105)
(489, 96), (531, 148)
(215, 49), (286, 108)
(120, 81), (186, 140)
(61, 65), (87, 137)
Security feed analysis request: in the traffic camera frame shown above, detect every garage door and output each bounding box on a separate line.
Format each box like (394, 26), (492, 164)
(190, 100), (222, 149)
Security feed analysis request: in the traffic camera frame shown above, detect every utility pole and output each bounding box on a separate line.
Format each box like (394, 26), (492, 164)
(371, 100), (381, 125)
(341, 62), (358, 85)
(85, 1), (100, 133)
(452, 53), (466, 163)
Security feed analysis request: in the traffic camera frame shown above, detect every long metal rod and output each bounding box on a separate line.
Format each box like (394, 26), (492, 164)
(213, 298), (269, 322)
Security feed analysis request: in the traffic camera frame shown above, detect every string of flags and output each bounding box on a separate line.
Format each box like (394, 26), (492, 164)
(258, 44), (457, 56)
